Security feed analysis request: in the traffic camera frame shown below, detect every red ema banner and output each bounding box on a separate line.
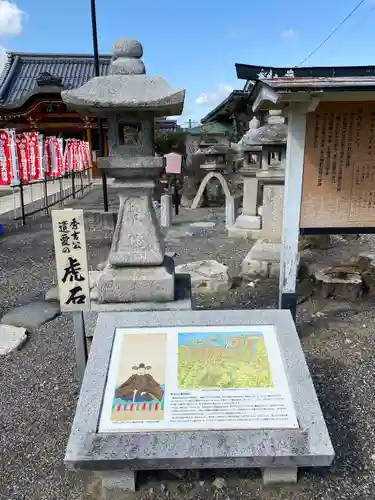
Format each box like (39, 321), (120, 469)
(0, 130), (91, 185)
(0, 130), (12, 185)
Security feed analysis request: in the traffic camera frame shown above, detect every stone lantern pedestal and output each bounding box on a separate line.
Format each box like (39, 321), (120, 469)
(228, 165), (262, 238)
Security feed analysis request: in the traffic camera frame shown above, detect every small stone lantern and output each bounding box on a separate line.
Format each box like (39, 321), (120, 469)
(62, 38), (185, 304)
(197, 144), (229, 172)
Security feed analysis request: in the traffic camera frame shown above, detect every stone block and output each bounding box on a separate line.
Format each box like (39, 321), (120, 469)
(262, 466), (297, 486)
(228, 226), (261, 239)
(0, 324), (27, 355)
(233, 214), (261, 231)
(241, 258), (269, 278)
(314, 266), (363, 301)
(175, 259), (232, 294)
(247, 239), (281, 263)
(225, 195), (236, 229)
(160, 194), (172, 228)
(96, 256), (175, 303)
(269, 261), (281, 278)
(261, 185), (284, 240)
(101, 469), (137, 495)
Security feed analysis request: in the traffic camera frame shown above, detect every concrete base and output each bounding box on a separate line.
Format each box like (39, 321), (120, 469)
(228, 214), (262, 239)
(241, 239), (281, 278)
(96, 256), (175, 303)
(262, 466), (297, 486)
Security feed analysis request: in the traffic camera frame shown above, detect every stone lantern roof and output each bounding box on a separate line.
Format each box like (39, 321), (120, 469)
(194, 144), (234, 156)
(61, 38), (185, 117)
(241, 110), (287, 148)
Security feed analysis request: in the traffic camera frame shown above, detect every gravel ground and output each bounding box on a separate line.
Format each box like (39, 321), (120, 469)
(2, 201), (375, 499)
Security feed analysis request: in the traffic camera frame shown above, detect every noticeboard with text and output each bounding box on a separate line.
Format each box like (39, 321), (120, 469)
(98, 325), (298, 433)
(301, 101), (375, 229)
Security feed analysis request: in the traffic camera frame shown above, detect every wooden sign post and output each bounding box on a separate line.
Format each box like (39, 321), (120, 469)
(52, 208), (90, 381)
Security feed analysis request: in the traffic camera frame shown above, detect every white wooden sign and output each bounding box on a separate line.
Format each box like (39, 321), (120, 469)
(51, 209), (91, 312)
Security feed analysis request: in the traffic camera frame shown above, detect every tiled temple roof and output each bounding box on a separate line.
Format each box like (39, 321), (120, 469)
(0, 52), (112, 106)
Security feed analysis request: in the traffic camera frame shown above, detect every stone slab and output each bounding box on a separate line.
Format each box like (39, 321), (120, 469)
(84, 274), (193, 338)
(0, 324), (27, 355)
(0, 301), (61, 332)
(65, 309), (334, 488)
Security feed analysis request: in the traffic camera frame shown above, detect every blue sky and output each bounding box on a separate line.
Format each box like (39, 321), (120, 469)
(1, 0), (375, 124)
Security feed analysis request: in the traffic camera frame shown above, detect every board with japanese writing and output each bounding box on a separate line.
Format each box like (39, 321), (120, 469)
(99, 325), (298, 433)
(301, 101), (375, 229)
(51, 209), (91, 312)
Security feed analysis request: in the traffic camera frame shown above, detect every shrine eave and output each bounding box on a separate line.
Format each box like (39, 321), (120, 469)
(235, 63), (375, 81)
(247, 77), (375, 113)
(0, 86), (63, 111)
(201, 90), (250, 123)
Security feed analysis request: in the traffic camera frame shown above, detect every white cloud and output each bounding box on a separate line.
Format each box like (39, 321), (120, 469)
(0, 1), (24, 37)
(0, 45), (7, 73)
(281, 28), (297, 40)
(195, 84), (234, 107)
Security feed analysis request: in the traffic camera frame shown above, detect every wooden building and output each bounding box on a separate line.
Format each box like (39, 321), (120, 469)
(0, 51), (179, 176)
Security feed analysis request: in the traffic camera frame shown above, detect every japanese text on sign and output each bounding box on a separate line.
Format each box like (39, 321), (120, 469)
(301, 102), (375, 229)
(52, 209), (91, 312)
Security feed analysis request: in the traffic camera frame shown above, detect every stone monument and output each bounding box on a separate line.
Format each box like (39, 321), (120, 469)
(62, 38), (189, 311)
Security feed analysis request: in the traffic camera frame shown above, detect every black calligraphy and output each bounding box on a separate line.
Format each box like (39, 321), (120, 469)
(313, 114), (320, 149)
(346, 112), (354, 169)
(70, 217), (82, 250)
(66, 286), (86, 305)
(337, 113), (347, 192)
(62, 257), (85, 283)
(355, 107), (363, 148)
(58, 220), (70, 254)
(317, 113), (328, 187)
(368, 112), (375, 156)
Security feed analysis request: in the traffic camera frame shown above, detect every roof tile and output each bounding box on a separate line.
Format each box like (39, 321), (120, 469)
(0, 53), (112, 105)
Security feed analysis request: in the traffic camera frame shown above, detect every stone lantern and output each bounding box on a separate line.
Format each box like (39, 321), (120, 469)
(61, 38), (185, 304)
(251, 110), (287, 183)
(197, 144), (228, 172)
(191, 144), (234, 208)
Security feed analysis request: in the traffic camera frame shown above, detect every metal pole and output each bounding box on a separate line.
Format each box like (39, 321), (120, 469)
(90, 0), (109, 212)
(72, 311), (88, 382)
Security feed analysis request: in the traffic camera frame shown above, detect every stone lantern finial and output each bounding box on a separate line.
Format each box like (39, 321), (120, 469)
(110, 38), (146, 75)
